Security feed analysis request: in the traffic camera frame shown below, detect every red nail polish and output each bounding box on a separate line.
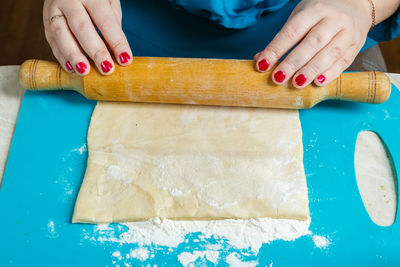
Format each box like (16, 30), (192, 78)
(274, 71), (286, 83)
(66, 61), (73, 71)
(119, 52), (131, 64)
(295, 74), (307, 87)
(258, 59), (269, 72)
(317, 75), (326, 84)
(101, 60), (113, 73)
(76, 62), (87, 74)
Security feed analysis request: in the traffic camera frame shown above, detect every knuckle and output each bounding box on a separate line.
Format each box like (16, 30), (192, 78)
(299, 62), (320, 77)
(91, 48), (109, 62)
(341, 57), (352, 67)
(264, 45), (281, 61)
(98, 16), (114, 31)
(307, 34), (325, 51)
(282, 25), (299, 42)
(110, 38), (126, 51)
(66, 51), (82, 62)
(70, 19), (90, 32)
(305, 63), (320, 77)
(51, 24), (63, 37)
(349, 42), (358, 50)
(332, 46), (344, 60)
(282, 59), (298, 73)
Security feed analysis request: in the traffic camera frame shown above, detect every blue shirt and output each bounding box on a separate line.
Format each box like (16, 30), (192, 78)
(169, 0), (400, 49)
(120, 0), (399, 57)
(169, 0), (290, 29)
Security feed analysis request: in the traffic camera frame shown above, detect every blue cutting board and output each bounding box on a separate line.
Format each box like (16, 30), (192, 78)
(1, 83), (400, 266)
(1, 0), (400, 264)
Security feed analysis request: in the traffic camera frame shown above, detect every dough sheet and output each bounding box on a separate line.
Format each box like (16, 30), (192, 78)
(73, 102), (309, 223)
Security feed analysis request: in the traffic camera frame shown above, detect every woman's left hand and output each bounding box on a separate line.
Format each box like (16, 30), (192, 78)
(254, 0), (372, 88)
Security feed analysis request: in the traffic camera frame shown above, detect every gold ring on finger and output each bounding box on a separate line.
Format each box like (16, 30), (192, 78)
(50, 14), (65, 23)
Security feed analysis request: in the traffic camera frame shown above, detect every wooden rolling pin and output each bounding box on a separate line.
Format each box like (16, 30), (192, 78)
(19, 58), (391, 109)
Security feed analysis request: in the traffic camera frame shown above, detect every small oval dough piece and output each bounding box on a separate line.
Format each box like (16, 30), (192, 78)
(355, 131), (397, 226)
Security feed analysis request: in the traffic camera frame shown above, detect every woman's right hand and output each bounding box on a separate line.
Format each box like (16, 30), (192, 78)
(43, 0), (132, 76)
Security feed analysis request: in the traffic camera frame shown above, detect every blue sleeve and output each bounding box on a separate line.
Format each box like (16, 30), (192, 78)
(368, 8), (400, 42)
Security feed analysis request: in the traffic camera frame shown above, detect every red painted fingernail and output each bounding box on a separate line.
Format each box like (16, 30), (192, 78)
(274, 70), (286, 83)
(66, 61), (73, 71)
(76, 62), (87, 74)
(119, 52), (131, 64)
(295, 74), (307, 87)
(101, 60), (113, 73)
(317, 75), (326, 84)
(258, 59), (269, 72)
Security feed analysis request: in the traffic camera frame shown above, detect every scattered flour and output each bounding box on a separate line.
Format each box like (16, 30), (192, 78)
(84, 217), (334, 265)
(312, 235), (331, 249)
(65, 189), (73, 195)
(129, 248), (149, 261)
(71, 143), (87, 155)
(91, 217), (311, 253)
(112, 251), (122, 260)
(47, 221), (55, 233)
(178, 251), (219, 266)
(225, 253), (258, 267)
(96, 224), (112, 231)
(47, 220), (59, 238)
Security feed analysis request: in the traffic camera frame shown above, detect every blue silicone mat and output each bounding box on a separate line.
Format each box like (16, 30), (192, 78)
(0, 83), (399, 266)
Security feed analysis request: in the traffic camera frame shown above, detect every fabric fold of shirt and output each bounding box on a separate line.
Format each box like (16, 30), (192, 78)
(168, 0), (400, 44)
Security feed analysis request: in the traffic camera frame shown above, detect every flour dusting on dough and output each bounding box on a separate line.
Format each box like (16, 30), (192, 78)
(107, 165), (133, 184)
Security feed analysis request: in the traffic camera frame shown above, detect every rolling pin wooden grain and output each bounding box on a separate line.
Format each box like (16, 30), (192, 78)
(19, 58), (391, 109)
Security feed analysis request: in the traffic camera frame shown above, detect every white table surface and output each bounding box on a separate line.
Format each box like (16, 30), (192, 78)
(0, 65), (397, 226)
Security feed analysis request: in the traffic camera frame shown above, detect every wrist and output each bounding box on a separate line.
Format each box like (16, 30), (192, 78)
(364, 0), (400, 25)
(344, 0), (375, 33)
(366, 0), (376, 31)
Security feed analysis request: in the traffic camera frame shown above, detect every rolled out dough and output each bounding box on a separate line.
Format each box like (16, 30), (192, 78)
(73, 102), (309, 223)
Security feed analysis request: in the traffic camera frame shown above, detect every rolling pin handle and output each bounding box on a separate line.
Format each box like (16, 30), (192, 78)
(19, 60), (84, 95)
(336, 72), (392, 104)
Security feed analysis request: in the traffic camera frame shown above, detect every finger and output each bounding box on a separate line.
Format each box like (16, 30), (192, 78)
(290, 30), (351, 88)
(255, 8), (325, 72)
(272, 18), (342, 86)
(315, 48), (358, 86)
(62, 3), (115, 75)
(48, 10), (91, 76)
(108, 0), (122, 25)
(47, 34), (74, 73)
(84, 0), (132, 66)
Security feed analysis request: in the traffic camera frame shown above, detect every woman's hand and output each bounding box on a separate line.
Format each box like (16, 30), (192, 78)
(255, 0), (373, 88)
(43, 0), (133, 76)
